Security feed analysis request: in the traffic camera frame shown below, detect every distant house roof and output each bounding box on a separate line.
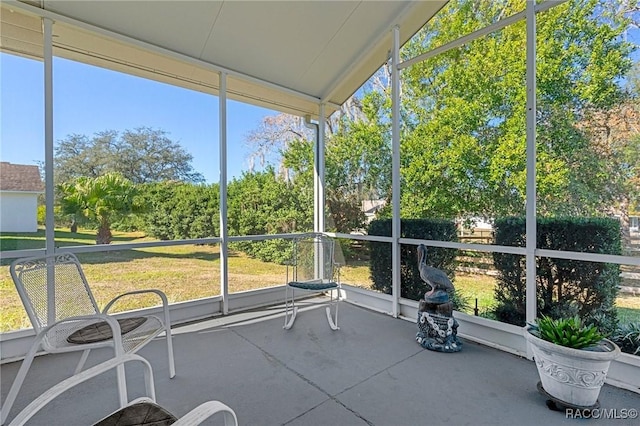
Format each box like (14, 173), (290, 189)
(0, 162), (45, 192)
(362, 199), (386, 215)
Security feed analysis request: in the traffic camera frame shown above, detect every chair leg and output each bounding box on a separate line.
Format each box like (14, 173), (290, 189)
(109, 342), (127, 409)
(222, 409), (238, 426)
(116, 363), (127, 408)
(283, 307), (298, 330)
(159, 297), (176, 379)
(325, 307), (339, 330)
(283, 286), (298, 330)
(325, 290), (340, 331)
(165, 326), (176, 379)
(325, 303), (339, 330)
(0, 341), (41, 425)
(74, 349), (91, 375)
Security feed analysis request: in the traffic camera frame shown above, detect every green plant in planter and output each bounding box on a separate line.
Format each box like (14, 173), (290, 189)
(525, 315), (620, 408)
(610, 322), (640, 355)
(531, 316), (603, 349)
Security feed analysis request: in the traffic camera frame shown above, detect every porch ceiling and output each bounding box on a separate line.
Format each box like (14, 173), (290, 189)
(1, 0), (447, 117)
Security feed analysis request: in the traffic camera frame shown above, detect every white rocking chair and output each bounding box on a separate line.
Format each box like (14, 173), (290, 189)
(1, 253), (176, 425)
(8, 354), (237, 426)
(283, 233), (342, 330)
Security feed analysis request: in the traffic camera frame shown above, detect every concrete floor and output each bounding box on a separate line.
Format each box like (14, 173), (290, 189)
(2, 301), (639, 425)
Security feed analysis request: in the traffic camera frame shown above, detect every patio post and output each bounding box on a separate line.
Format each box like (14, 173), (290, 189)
(219, 71), (229, 315)
(391, 25), (401, 318)
(43, 17), (56, 325)
(315, 103), (326, 234)
(525, 0), (537, 342)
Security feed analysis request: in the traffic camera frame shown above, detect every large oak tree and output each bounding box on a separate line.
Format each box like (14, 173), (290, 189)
(54, 127), (204, 185)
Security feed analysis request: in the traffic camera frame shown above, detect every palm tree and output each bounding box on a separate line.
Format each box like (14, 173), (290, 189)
(58, 173), (142, 244)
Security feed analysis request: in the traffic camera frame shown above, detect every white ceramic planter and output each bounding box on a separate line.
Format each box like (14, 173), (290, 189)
(524, 328), (621, 407)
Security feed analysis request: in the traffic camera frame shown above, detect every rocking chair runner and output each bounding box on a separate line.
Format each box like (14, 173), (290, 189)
(283, 233), (342, 330)
(1, 253), (176, 425)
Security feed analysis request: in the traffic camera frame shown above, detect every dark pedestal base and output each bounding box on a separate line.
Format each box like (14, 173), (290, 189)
(537, 381), (600, 412)
(416, 312), (462, 353)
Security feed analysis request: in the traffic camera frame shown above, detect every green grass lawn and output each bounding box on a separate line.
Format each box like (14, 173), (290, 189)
(1, 228), (638, 333)
(0, 228), (151, 248)
(616, 295), (640, 324)
(0, 228), (287, 331)
(453, 273), (497, 315)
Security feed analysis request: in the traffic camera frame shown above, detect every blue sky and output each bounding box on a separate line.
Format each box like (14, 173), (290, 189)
(1, 53), (277, 183)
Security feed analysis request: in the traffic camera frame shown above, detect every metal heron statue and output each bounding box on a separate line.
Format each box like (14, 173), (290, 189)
(417, 244), (453, 304)
(415, 243), (462, 352)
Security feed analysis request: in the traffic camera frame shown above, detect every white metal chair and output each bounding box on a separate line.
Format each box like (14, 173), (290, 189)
(283, 233), (342, 330)
(1, 252), (176, 425)
(8, 354), (237, 426)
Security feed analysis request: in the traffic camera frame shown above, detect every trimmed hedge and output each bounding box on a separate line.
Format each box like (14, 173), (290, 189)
(493, 217), (621, 333)
(230, 239), (294, 265)
(368, 218), (458, 301)
(141, 182), (219, 240)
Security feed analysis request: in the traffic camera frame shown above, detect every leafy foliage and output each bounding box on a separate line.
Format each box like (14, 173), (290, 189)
(135, 168), (311, 264)
(493, 217), (621, 333)
(140, 181), (219, 240)
(243, 92), (390, 234)
(610, 322), (640, 355)
(398, 0), (634, 221)
(532, 315), (604, 349)
(55, 127), (204, 185)
(227, 168), (313, 264)
(58, 173), (143, 244)
(137, 168), (312, 263)
(227, 168), (312, 236)
(324, 92), (392, 230)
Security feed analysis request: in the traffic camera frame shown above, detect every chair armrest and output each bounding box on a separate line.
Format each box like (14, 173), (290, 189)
(102, 289), (172, 334)
(8, 354), (154, 426)
(172, 401), (238, 426)
(102, 289), (170, 314)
